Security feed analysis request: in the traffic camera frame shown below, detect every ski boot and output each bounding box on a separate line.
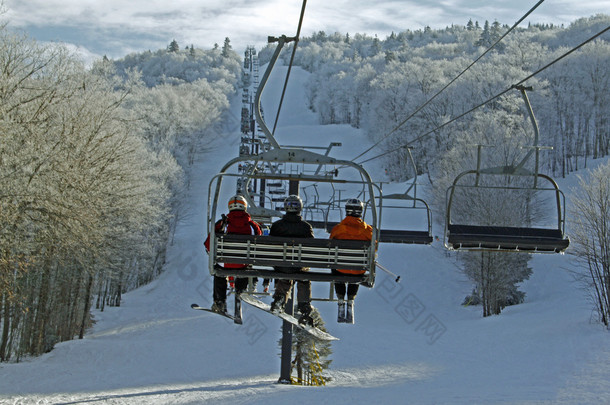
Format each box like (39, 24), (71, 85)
(211, 300), (227, 314)
(270, 294), (285, 313)
(298, 302), (315, 327)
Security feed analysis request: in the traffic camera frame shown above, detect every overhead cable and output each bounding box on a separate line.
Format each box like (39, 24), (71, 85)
(351, 0), (546, 162)
(272, 0), (308, 135)
(356, 24), (610, 165)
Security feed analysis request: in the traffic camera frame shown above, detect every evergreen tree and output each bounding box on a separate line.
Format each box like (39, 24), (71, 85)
(313, 31), (327, 43)
(490, 20), (505, 50)
(167, 39), (179, 53)
(476, 20), (491, 47)
(372, 35), (381, 55)
(291, 308), (333, 385)
(277, 308), (333, 385)
(221, 37), (232, 58)
(384, 50), (397, 63)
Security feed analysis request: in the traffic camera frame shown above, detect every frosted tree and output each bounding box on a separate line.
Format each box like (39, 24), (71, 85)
(221, 37), (232, 58)
(570, 161), (610, 327)
(297, 15), (609, 179)
(538, 39), (610, 177)
(114, 45), (241, 89)
(431, 108), (537, 316)
(0, 27), (177, 360)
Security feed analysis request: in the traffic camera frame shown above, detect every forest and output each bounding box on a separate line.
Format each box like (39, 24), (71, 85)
(0, 27), (241, 361)
(0, 14), (609, 361)
(260, 15), (610, 180)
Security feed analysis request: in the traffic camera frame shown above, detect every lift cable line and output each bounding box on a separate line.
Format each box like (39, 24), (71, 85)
(272, 0), (308, 136)
(355, 24), (610, 166)
(350, 0), (547, 163)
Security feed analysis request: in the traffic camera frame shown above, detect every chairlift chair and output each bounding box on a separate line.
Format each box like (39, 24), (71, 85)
(443, 86), (569, 253)
(378, 193), (433, 244)
(208, 148), (381, 288)
(377, 147), (433, 244)
(444, 163), (569, 253)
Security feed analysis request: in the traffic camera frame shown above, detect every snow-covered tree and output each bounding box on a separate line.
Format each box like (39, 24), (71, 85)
(570, 161), (610, 327)
(278, 308), (332, 385)
(0, 26), (181, 361)
(221, 37), (232, 58)
(431, 108), (538, 316)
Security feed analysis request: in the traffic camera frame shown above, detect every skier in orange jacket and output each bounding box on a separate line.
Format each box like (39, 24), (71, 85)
(329, 198), (372, 323)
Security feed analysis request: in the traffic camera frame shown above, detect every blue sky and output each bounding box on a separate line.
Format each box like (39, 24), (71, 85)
(3, 0), (608, 62)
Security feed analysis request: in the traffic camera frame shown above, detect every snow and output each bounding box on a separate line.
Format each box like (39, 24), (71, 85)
(2, 65), (610, 405)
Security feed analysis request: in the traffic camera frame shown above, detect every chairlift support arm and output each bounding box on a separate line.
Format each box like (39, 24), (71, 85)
(254, 35), (297, 150)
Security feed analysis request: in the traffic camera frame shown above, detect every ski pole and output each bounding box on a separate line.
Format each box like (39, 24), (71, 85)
(375, 262), (401, 283)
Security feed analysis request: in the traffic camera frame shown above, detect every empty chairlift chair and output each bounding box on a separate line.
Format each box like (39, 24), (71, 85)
(444, 87), (569, 254)
(377, 147), (433, 245)
(444, 166), (569, 253)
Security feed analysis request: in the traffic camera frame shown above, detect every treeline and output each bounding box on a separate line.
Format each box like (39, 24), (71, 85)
(264, 14), (609, 180)
(0, 26), (240, 361)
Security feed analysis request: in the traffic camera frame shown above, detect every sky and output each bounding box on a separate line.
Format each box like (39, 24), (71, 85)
(3, 0), (608, 63)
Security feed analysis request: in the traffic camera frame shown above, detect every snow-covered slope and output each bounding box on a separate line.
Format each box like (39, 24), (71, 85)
(1, 65), (610, 405)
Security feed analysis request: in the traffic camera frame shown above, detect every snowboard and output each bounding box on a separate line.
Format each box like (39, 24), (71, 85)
(240, 294), (339, 341)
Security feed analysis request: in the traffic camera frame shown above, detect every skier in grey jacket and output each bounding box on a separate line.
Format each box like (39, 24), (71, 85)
(269, 195), (315, 326)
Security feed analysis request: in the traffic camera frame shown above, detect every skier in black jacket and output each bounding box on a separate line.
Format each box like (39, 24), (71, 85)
(269, 195), (316, 326)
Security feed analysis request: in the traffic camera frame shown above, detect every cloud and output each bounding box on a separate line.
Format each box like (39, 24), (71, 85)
(3, 0), (607, 59)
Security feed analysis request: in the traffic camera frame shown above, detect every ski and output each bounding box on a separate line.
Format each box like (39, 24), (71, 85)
(191, 303), (237, 322)
(240, 294), (339, 341)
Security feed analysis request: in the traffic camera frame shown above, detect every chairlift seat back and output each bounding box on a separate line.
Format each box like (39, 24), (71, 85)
(215, 233), (372, 270)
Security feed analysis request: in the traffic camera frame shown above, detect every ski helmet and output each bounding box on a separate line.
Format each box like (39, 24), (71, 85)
(228, 195), (247, 211)
(345, 198), (364, 217)
(284, 194), (303, 213)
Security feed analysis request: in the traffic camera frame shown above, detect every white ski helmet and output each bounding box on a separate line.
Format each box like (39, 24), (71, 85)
(345, 198), (364, 217)
(228, 195), (248, 211)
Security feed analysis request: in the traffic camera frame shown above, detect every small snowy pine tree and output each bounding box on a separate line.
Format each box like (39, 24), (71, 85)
(291, 307), (333, 385)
